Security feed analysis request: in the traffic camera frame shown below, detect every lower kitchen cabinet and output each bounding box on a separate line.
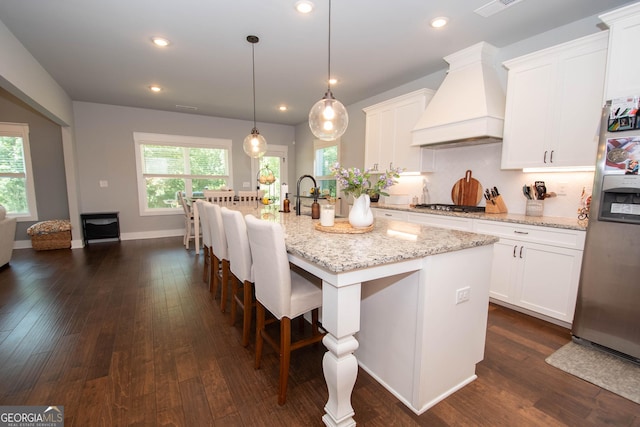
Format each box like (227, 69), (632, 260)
(408, 212), (474, 231)
(488, 238), (583, 324)
(474, 220), (585, 325)
(372, 208), (408, 221)
(372, 210), (586, 325)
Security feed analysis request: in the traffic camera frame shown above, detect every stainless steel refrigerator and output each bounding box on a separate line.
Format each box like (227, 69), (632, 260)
(572, 99), (640, 362)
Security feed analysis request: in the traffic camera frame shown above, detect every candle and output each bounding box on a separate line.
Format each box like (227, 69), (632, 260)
(320, 204), (335, 227)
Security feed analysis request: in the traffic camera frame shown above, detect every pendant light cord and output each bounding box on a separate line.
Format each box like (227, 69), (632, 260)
(251, 41), (257, 129)
(327, 0), (332, 93)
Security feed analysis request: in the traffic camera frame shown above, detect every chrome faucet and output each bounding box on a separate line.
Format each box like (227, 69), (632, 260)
(295, 174), (317, 215)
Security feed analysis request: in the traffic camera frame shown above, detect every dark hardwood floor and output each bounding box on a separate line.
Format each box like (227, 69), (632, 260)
(0, 237), (638, 426)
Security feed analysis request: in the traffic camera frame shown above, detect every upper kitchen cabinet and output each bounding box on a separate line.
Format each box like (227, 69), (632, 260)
(364, 89), (435, 173)
(501, 32), (608, 169)
(600, 2), (640, 100)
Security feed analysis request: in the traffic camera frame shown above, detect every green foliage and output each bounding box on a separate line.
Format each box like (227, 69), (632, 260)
(0, 137), (28, 214)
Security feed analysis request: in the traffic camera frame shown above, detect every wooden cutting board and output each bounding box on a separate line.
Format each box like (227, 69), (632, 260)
(451, 170), (483, 206)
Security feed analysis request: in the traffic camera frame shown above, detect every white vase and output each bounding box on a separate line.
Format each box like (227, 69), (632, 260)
(349, 194), (374, 228)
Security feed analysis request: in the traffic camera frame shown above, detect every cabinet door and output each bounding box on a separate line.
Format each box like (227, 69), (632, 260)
(502, 32), (607, 170)
(488, 239), (520, 303)
(393, 95), (427, 172)
(407, 213), (473, 231)
(364, 110), (382, 171)
(517, 242), (582, 323)
(378, 108), (395, 170)
(551, 44), (607, 167)
(364, 107), (395, 171)
(601, 3), (640, 100)
(501, 60), (555, 169)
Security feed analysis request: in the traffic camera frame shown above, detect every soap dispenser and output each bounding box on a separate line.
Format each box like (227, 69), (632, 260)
(311, 188), (320, 219)
(283, 193), (291, 213)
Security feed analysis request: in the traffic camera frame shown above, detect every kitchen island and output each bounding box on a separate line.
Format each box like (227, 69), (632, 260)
(207, 205), (498, 426)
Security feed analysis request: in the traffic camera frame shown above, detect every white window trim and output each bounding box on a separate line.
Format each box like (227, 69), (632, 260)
(250, 144), (289, 189)
(313, 138), (340, 196)
(0, 122), (38, 221)
(133, 132), (233, 216)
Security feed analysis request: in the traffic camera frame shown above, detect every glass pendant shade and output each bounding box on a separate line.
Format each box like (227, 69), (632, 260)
(243, 128), (267, 158)
(309, 91), (349, 141)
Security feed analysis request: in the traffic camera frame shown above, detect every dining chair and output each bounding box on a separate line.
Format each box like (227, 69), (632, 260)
(204, 190), (235, 206)
(237, 190), (264, 206)
(196, 200), (213, 285)
(204, 202), (230, 311)
(177, 191), (196, 249)
(244, 214), (325, 405)
(221, 207), (255, 347)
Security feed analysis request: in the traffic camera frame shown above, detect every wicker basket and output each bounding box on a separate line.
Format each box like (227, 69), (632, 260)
(27, 220), (72, 251)
(31, 231), (72, 250)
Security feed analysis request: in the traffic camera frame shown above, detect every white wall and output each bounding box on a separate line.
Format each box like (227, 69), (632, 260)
(73, 101), (295, 238)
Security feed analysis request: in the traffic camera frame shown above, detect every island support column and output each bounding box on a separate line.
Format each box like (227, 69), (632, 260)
(321, 281), (361, 427)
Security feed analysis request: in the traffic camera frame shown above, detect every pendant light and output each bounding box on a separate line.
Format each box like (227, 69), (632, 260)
(243, 35), (268, 158)
(308, 0), (348, 141)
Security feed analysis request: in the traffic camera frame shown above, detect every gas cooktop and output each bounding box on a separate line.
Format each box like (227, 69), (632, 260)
(414, 204), (485, 213)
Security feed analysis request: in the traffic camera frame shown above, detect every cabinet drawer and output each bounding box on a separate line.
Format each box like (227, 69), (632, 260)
(408, 213), (474, 231)
(475, 220), (585, 250)
(372, 208), (408, 221)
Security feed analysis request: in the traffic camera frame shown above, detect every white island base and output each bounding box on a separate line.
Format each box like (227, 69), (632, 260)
(356, 244), (493, 415)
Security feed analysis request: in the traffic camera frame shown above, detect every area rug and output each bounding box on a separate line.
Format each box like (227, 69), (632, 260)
(545, 341), (640, 404)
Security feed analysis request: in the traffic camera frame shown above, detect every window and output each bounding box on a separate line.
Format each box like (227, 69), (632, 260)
(313, 139), (339, 197)
(133, 132), (233, 215)
(0, 122), (38, 221)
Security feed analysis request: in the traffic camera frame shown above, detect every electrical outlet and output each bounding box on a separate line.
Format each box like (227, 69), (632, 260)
(99, 180), (108, 188)
(243, 181), (250, 188)
(557, 182), (568, 196)
(455, 287), (471, 304)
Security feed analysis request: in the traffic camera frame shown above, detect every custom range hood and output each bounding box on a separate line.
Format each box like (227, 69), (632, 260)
(412, 42), (506, 147)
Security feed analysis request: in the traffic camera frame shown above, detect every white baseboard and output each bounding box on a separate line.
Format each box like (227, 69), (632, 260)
(13, 229), (185, 250)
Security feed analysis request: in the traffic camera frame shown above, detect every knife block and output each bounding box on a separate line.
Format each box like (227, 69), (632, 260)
(485, 195), (508, 214)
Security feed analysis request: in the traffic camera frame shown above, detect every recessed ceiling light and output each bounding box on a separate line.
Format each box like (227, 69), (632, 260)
(295, 0), (314, 14)
(149, 85), (162, 93)
(430, 17), (449, 28)
(151, 37), (170, 47)
(279, 105), (288, 111)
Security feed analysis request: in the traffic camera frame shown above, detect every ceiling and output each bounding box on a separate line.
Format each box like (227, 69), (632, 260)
(0, 0), (634, 126)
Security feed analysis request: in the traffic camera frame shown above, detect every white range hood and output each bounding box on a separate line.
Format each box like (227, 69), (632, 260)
(412, 42), (506, 147)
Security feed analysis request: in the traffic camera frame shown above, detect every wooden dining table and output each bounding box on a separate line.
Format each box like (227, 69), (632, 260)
(194, 203), (497, 426)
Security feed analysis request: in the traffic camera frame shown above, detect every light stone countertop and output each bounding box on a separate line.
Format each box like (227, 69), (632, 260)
(372, 203), (588, 231)
(232, 205), (499, 273)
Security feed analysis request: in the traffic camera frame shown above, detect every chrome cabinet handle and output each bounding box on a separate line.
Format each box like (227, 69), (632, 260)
(384, 213), (392, 216)
(514, 230), (529, 235)
(513, 245), (517, 258)
(550, 150), (554, 163)
(519, 246), (524, 258)
(543, 150), (548, 163)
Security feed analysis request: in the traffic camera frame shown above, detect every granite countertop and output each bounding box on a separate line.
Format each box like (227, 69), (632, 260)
(232, 206), (498, 273)
(372, 203), (588, 231)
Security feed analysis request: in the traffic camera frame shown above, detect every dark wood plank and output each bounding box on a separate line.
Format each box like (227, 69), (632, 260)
(0, 238), (637, 426)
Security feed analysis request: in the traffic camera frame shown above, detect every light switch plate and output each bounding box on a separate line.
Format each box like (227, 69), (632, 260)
(99, 180), (108, 188)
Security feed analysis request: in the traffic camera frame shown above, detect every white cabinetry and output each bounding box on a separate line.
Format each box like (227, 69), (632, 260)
(474, 220), (585, 324)
(600, 2), (640, 100)
(364, 89), (435, 173)
(407, 213), (473, 231)
(501, 32), (608, 169)
(371, 208), (408, 221)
